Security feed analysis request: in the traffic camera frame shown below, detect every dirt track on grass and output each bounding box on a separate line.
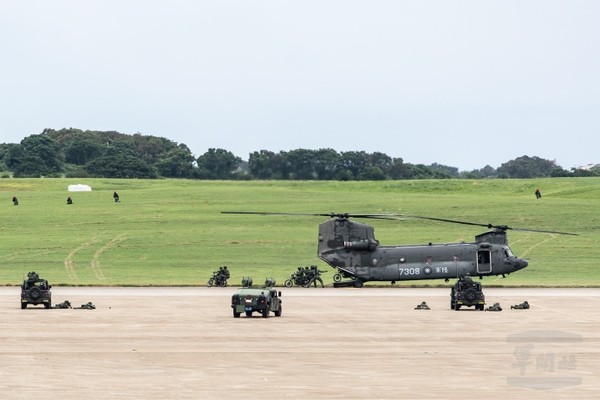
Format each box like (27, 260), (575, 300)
(1, 287), (598, 399)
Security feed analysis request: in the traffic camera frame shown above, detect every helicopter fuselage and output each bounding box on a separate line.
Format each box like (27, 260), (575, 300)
(318, 218), (528, 283)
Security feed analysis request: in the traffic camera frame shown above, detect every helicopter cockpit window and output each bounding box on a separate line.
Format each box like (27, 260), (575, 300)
(504, 247), (514, 258)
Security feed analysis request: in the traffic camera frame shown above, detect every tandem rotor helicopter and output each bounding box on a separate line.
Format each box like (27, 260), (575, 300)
(222, 211), (577, 288)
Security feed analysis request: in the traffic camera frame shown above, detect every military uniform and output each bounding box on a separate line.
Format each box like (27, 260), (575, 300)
(485, 302), (502, 311)
(77, 302), (96, 309)
(511, 301), (530, 309)
(54, 300), (72, 309)
(415, 301), (430, 310)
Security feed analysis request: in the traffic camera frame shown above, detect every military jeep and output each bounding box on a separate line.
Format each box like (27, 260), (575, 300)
(231, 278), (282, 318)
(21, 271), (52, 309)
(450, 275), (485, 311)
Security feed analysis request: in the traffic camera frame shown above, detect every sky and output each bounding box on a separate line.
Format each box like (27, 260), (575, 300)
(1, 1), (599, 171)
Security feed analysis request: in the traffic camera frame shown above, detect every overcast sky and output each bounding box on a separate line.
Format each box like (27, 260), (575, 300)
(1, 1), (598, 171)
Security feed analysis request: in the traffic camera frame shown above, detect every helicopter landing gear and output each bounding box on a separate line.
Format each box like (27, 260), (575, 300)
(391, 281), (396, 286)
(353, 280), (364, 288)
(333, 273), (342, 283)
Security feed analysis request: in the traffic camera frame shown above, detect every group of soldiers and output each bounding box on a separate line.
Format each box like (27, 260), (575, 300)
(54, 300), (96, 310)
(285, 265), (326, 288)
(11, 192), (121, 206)
(414, 300), (530, 311)
(207, 265), (231, 287)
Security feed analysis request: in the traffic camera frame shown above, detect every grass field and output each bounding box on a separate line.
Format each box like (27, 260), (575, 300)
(1, 177), (599, 287)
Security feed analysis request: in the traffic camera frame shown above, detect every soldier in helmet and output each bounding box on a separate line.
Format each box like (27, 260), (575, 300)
(511, 301), (530, 309)
(414, 301), (430, 310)
(485, 302), (502, 311)
(12, 196), (18, 205)
(54, 300), (72, 309)
(77, 302), (96, 310)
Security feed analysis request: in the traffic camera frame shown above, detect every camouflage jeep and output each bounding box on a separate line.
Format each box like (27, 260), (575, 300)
(450, 274), (485, 311)
(21, 271), (52, 309)
(231, 278), (282, 318)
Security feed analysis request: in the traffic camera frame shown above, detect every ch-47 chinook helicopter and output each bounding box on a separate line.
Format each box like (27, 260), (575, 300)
(222, 211), (577, 288)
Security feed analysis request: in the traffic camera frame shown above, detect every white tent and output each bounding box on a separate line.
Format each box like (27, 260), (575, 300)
(68, 184), (92, 192)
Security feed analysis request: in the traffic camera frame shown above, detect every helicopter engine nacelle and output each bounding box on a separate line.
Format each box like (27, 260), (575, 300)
(343, 239), (378, 251)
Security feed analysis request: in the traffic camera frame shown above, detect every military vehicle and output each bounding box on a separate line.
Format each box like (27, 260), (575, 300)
(284, 265), (325, 288)
(21, 271), (52, 309)
(207, 265), (230, 287)
(451, 274), (485, 310)
(231, 278), (282, 318)
(222, 212), (576, 291)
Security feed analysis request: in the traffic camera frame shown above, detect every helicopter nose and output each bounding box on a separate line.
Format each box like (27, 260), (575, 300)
(514, 258), (528, 270)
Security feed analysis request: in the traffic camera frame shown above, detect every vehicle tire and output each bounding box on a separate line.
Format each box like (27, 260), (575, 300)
(246, 311), (252, 317)
(465, 288), (477, 302)
(353, 280), (364, 288)
(450, 300), (455, 310)
(284, 279), (293, 288)
(455, 304), (461, 311)
(207, 279), (213, 288)
(44, 302), (51, 309)
(233, 310), (241, 318)
(333, 273), (342, 283)
(262, 307), (269, 318)
(30, 287), (41, 299)
(21, 302), (27, 309)
(274, 305), (282, 317)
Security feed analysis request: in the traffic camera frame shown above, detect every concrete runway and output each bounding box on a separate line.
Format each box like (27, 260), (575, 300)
(1, 287), (599, 400)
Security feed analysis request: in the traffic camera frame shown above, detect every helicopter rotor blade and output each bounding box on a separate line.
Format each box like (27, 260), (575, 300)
(221, 211), (402, 220)
(399, 214), (578, 236)
(221, 211), (578, 235)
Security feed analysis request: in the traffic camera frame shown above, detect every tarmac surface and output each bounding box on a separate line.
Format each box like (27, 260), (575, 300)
(1, 287), (599, 400)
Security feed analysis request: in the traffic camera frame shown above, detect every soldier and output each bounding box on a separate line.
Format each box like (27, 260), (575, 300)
(77, 302), (96, 309)
(12, 196), (18, 205)
(54, 300), (72, 309)
(24, 271), (39, 289)
(485, 302), (502, 311)
(535, 188), (542, 199)
(113, 191), (120, 202)
(511, 301), (530, 309)
(66, 196), (73, 205)
(414, 301), (430, 310)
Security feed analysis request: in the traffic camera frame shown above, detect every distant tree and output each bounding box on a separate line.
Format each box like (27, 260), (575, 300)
(389, 157), (410, 179)
(368, 152), (393, 177)
(85, 151), (158, 178)
(497, 156), (564, 178)
(284, 149), (317, 180)
(422, 163), (457, 178)
(11, 134), (63, 177)
(155, 145), (196, 178)
(248, 150), (277, 179)
(196, 148), (242, 179)
(358, 166), (386, 180)
(338, 151), (370, 180)
(65, 138), (104, 165)
(313, 148), (340, 180)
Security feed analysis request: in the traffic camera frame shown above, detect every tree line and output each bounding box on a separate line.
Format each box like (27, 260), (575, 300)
(0, 128), (598, 179)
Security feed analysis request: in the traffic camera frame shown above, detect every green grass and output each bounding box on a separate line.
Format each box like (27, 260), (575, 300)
(1, 177), (599, 287)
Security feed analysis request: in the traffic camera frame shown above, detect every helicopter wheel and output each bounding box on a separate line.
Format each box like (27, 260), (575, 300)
(207, 279), (213, 287)
(284, 279), (293, 288)
(353, 280), (364, 288)
(333, 273), (342, 283)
